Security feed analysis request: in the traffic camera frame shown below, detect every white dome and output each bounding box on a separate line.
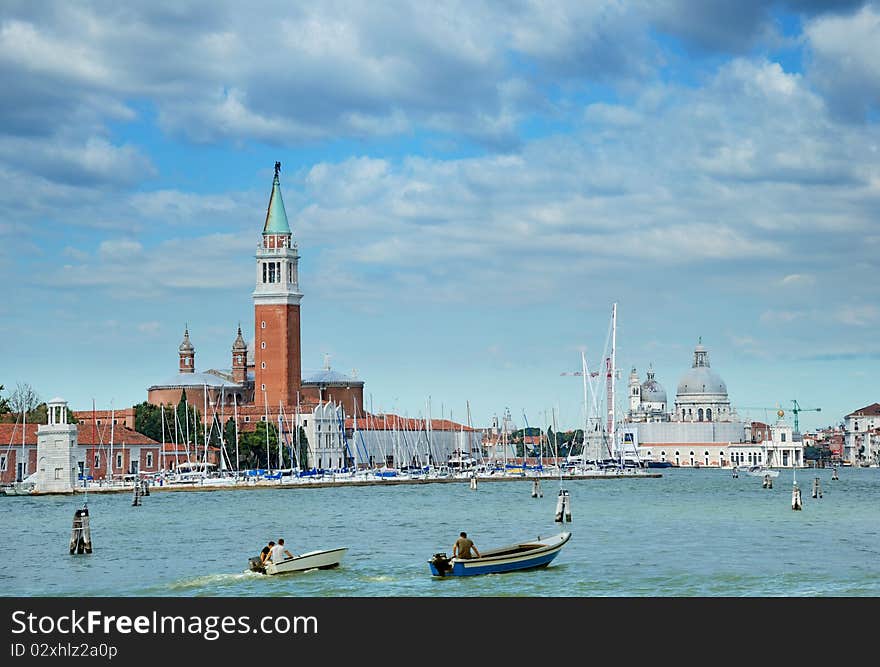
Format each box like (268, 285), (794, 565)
(677, 367), (727, 396)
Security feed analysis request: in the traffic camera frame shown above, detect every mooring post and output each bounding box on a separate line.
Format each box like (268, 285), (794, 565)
(555, 489), (571, 522)
(69, 506), (92, 555)
(791, 482), (803, 511)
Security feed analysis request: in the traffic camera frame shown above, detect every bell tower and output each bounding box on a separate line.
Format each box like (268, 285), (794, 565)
(253, 162), (302, 407)
(179, 326), (195, 373)
(232, 325), (248, 384)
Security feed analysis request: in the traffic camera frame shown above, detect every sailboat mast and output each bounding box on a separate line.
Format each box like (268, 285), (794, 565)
(233, 393), (240, 476)
(109, 401), (115, 481)
(203, 384), (208, 474)
(278, 402), (284, 471)
(611, 302), (619, 468)
(160, 405), (166, 474)
(263, 394), (270, 472)
(581, 351), (589, 464)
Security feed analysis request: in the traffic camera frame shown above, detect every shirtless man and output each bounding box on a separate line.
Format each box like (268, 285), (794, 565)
(452, 531), (480, 559)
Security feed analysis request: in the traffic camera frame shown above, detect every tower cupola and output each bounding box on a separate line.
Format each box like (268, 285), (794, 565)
(178, 325), (195, 374)
(232, 324), (248, 383)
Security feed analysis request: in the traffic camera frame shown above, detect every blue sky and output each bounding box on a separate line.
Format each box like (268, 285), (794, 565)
(1, 1), (878, 432)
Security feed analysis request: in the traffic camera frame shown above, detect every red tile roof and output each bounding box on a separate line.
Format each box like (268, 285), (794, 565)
(847, 403), (880, 417)
(0, 423), (158, 446)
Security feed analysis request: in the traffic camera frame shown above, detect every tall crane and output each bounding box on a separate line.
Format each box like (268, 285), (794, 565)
(791, 400), (821, 435)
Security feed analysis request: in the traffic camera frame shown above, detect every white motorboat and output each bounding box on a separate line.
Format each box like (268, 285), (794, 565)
(249, 547), (348, 575)
(746, 466), (780, 478)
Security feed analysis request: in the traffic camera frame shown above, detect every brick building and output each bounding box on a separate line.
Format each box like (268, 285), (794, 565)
(145, 162), (365, 425)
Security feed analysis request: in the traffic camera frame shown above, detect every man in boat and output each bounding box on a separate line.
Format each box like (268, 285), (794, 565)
(260, 541), (275, 566)
(452, 532), (480, 560)
(270, 538), (294, 562)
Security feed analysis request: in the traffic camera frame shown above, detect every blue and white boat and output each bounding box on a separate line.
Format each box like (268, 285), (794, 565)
(428, 531), (571, 577)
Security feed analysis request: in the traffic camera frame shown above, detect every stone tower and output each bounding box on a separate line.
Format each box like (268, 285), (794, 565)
(253, 162), (302, 407)
(629, 367), (641, 414)
(35, 397), (78, 493)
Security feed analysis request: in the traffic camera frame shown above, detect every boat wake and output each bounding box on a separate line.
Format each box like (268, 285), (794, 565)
(165, 571), (264, 592)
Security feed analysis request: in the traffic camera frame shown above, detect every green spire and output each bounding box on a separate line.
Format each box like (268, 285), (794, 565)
(263, 161), (291, 235)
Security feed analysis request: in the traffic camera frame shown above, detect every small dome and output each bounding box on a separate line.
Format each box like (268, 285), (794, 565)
(641, 371), (667, 404)
(179, 327), (194, 352)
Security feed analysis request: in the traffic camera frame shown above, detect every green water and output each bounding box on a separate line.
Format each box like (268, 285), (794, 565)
(2, 468), (877, 597)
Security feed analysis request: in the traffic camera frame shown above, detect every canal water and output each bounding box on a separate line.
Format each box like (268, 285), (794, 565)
(2, 468), (877, 597)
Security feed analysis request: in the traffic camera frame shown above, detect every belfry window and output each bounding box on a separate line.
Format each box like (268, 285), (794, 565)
(268, 262), (277, 283)
(262, 263), (267, 283)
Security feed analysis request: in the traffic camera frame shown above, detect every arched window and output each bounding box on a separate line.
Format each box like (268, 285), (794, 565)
(706, 408), (712, 422)
(661, 450), (666, 462)
(689, 451), (695, 466)
(698, 408), (704, 422)
(705, 451), (710, 466)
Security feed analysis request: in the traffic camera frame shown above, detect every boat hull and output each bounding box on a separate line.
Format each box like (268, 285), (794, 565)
(250, 547), (348, 575)
(429, 532), (570, 577)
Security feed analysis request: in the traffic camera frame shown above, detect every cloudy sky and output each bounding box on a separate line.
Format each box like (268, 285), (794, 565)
(1, 0), (878, 431)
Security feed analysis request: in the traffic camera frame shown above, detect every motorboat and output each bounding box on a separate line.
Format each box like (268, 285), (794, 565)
(428, 531), (571, 577)
(249, 547), (348, 575)
(746, 466), (780, 478)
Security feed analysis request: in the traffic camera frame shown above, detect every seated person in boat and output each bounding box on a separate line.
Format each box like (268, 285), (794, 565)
(260, 541), (275, 565)
(270, 538), (294, 562)
(452, 532), (480, 560)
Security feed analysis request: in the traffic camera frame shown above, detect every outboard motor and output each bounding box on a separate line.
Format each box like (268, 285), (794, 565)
(430, 553), (452, 576)
(248, 556), (266, 574)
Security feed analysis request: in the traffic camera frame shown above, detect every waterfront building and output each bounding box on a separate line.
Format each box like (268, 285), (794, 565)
(0, 417), (161, 486)
(623, 339), (802, 467)
(844, 403), (880, 466)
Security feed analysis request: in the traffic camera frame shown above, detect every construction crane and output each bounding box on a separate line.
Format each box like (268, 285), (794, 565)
(791, 400), (821, 435)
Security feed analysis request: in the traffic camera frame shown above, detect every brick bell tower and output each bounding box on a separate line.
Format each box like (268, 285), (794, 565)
(253, 162), (302, 407)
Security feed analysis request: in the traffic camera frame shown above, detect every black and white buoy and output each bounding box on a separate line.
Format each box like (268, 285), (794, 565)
(532, 479), (543, 498)
(69, 505), (92, 555)
(812, 477), (822, 499)
(554, 489), (571, 522)
(732, 467), (738, 478)
(762, 474), (773, 489)
(791, 482), (803, 511)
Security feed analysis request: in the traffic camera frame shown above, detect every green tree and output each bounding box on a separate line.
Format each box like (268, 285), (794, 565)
(237, 422), (279, 469)
(134, 402), (174, 442)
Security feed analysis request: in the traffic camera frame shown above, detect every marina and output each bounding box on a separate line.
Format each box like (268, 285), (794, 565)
(2, 467), (878, 597)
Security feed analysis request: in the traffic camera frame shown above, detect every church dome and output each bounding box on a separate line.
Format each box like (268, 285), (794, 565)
(676, 340), (727, 396)
(641, 370), (667, 404)
(677, 367), (727, 396)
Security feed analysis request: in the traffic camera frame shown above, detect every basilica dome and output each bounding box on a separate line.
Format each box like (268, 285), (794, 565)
(676, 342), (728, 397)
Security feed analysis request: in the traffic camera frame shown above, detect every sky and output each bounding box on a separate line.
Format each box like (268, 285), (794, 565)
(1, 0), (878, 432)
